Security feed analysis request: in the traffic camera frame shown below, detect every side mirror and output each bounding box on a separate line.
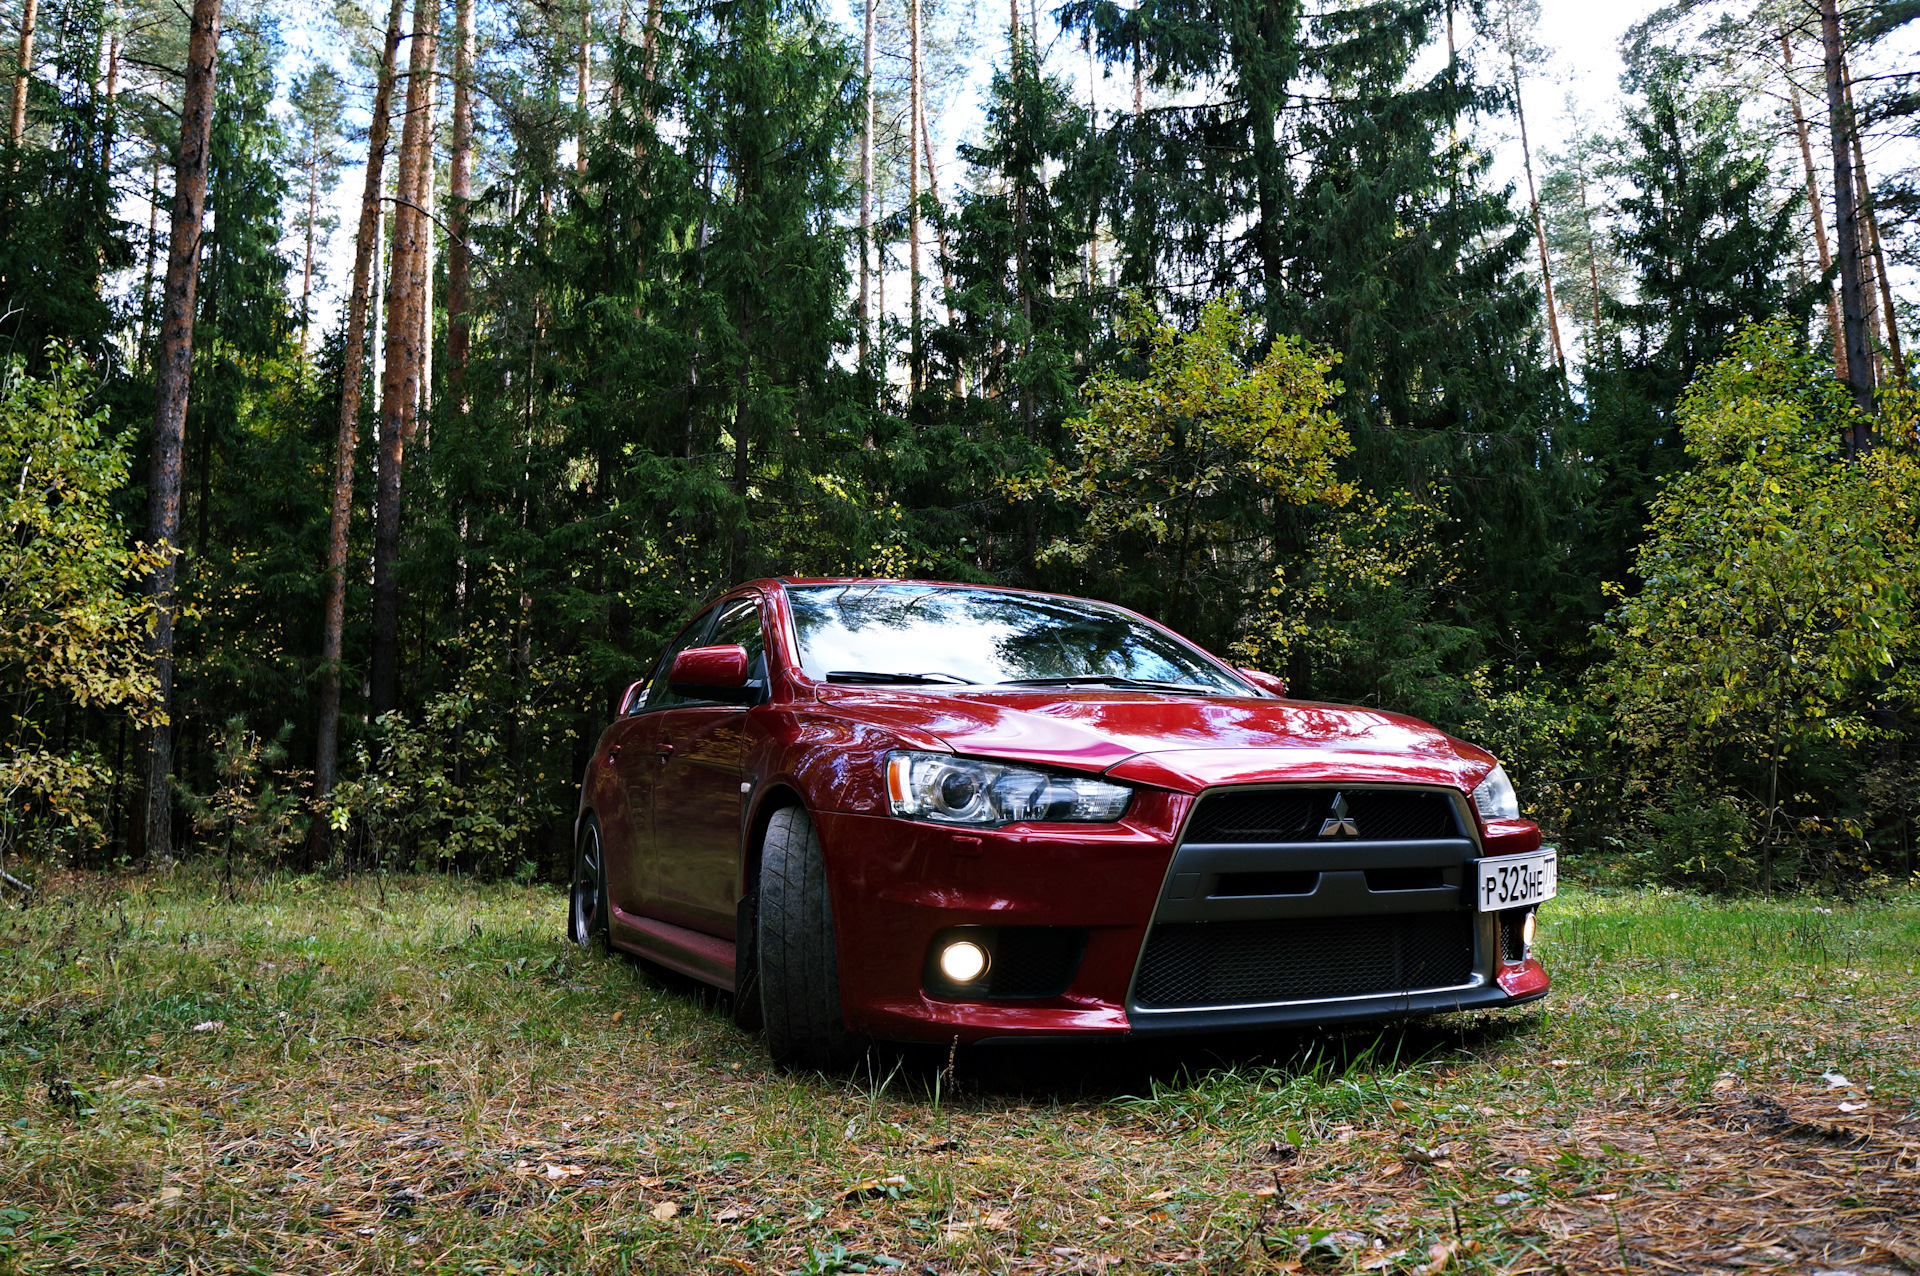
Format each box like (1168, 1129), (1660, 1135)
(1237, 667), (1287, 698)
(669, 644), (760, 704)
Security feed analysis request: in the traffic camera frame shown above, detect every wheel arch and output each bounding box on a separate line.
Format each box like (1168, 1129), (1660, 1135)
(741, 782), (808, 897)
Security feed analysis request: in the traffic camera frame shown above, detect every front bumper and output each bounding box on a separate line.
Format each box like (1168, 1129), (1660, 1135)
(813, 793), (1550, 1044)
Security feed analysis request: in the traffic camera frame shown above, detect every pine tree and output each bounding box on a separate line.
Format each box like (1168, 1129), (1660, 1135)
(1581, 49), (1809, 593)
(288, 63), (345, 357)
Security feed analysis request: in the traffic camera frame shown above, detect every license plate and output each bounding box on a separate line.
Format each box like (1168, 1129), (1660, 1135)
(1474, 850), (1557, 911)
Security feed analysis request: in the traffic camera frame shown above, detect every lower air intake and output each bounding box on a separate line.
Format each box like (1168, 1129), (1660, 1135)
(1133, 912), (1475, 1009)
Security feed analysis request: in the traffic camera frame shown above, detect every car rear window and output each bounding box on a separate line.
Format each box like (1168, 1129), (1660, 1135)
(783, 584), (1249, 692)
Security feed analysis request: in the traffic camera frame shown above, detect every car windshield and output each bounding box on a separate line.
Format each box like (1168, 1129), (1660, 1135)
(784, 584), (1252, 694)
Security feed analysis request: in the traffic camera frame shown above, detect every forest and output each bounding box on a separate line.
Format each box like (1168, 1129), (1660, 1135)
(0, 0), (1916, 894)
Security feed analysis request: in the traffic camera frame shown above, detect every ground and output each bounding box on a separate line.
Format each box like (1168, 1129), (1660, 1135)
(0, 868), (1916, 1275)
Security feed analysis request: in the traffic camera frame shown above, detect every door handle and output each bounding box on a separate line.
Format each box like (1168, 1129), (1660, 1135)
(603, 743), (622, 764)
(656, 741), (676, 762)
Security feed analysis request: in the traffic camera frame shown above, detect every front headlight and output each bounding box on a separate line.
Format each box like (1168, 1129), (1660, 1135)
(885, 751), (1133, 826)
(1471, 763), (1520, 821)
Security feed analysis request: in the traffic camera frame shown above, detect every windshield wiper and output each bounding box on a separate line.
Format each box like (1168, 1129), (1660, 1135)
(998, 675), (1223, 695)
(825, 670), (978, 685)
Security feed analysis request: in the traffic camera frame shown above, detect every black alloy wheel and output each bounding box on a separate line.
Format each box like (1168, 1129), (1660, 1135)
(569, 818), (609, 947)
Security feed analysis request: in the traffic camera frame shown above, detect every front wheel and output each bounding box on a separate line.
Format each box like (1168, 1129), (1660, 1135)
(757, 806), (859, 1069)
(569, 817), (609, 947)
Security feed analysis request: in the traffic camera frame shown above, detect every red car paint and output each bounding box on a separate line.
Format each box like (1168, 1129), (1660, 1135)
(577, 578), (1551, 1042)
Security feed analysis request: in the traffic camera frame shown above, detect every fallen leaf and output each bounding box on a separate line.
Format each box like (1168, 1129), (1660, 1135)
(1838, 1101), (1869, 1113)
(192, 1020), (223, 1032)
(1363, 1251), (1409, 1271)
(1142, 1189), (1174, 1202)
(1822, 1071), (1853, 1089)
(941, 1209), (1013, 1237)
(1388, 1098), (1412, 1113)
(1253, 1185), (1279, 1197)
(1548, 1058), (1584, 1068)
(650, 1199), (679, 1221)
(611, 1010), (624, 1024)
(1594, 1192), (1619, 1202)
(634, 1175), (666, 1188)
(1379, 1162), (1403, 1177)
(714, 1206), (742, 1223)
(1415, 1239), (1459, 1274)
(918, 1136), (962, 1153)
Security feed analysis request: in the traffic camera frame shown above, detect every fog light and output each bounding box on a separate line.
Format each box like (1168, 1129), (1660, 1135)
(939, 940), (989, 983)
(1522, 911), (1537, 950)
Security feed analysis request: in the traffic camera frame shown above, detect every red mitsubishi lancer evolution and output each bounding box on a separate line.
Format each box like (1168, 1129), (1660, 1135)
(570, 579), (1553, 1067)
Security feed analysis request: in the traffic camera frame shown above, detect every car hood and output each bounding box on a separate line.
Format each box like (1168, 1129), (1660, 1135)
(812, 687), (1496, 794)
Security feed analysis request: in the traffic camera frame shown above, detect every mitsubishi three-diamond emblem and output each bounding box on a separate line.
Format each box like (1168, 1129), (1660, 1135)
(1318, 791), (1360, 838)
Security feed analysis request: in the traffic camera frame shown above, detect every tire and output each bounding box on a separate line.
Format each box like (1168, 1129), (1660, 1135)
(569, 817), (609, 948)
(757, 806), (859, 1069)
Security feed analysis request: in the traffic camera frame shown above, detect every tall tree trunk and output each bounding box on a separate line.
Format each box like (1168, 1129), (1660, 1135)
(1571, 146), (1603, 359)
(313, 0), (407, 822)
(1843, 69), (1906, 386)
(369, 0), (437, 718)
(447, 0), (474, 411)
(139, 147), (160, 353)
(301, 160), (319, 357)
(140, 0), (222, 862)
(575, 0), (590, 173)
(1820, 0), (1875, 438)
(859, 0), (873, 374)
(9, 0), (36, 146)
(418, 59), (436, 427)
(1782, 32), (1846, 378)
(1505, 12), (1563, 370)
(920, 113), (953, 332)
(101, 20), (119, 168)
(908, 0), (922, 394)
(1862, 198), (1906, 386)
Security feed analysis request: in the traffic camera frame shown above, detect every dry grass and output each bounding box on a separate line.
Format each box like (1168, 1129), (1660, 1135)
(1, 868), (1916, 1275)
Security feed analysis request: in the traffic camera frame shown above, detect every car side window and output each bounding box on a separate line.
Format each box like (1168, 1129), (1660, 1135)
(707, 595), (769, 685)
(642, 608), (718, 711)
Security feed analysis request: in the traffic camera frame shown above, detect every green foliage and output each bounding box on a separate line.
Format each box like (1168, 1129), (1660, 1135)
(326, 630), (570, 877)
(1009, 296), (1351, 635)
(1597, 321), (1920, 888)
(0, 352), (161, 857)
(177, 718), (309, 869)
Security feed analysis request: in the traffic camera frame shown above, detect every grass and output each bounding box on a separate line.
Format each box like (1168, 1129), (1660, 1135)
(1, 868), (1917, 1275)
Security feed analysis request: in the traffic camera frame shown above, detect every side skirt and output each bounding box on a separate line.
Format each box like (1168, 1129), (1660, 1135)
(610, 905), (737, 992)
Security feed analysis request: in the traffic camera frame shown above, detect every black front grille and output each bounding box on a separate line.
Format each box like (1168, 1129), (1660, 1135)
(1499, 909), (1528, 963)
(1133, 912), (1475, 1009)
(1186, 788), (1459, 844)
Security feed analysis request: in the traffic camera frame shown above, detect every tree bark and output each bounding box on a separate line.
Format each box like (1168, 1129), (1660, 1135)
(909, 0), (922, 393)
(575, 0), (590, 173)
(368, 0), (438, 717)
(1820, 0), (1875, 438)
(447, 0), (474, 408)
(1843, 69), (1907, 386)
(9, 0), (37, 146)
(859, 0), (873, 374)
(418, 57), (435, 425)
(1506, 9), (1563, 370)
(921, 112), (954, 332)
(140, 0), (222, 862)
(313, 0), (406, 822)
(1782, 32), (1846, 379)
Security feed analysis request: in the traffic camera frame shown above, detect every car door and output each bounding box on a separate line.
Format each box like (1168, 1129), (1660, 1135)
(647, 594), (768, 936)
(605, 608), (716, 919)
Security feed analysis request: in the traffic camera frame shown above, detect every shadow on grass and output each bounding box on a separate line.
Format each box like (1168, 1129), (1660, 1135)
(618, 943), (1544, 1103)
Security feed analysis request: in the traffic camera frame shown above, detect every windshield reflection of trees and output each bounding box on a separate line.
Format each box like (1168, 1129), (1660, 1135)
(789, 586), (1227, 685)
